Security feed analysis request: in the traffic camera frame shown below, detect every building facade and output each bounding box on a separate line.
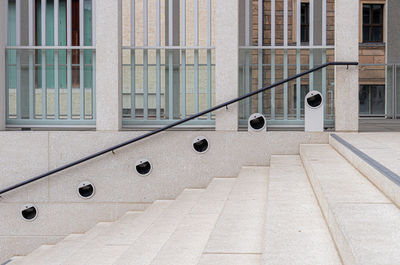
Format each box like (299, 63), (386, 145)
(0, 0), (376, 131)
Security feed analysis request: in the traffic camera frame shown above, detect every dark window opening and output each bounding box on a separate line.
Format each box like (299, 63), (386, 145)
(359, 85), (385, 115)
(362, 4), (384, 43)
(301, 3), (309, 44)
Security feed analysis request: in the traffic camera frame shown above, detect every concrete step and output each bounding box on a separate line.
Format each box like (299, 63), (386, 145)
(7, 245), (54, 265)
(61, 189), (204, 265)
(199, 166), (268, 264)
(262, 155), (341, 265)
(147, 178), (236, 265)
(59, 200), (173, 265)
(330, 133), (400, 207)
(301, 144), (400, 265)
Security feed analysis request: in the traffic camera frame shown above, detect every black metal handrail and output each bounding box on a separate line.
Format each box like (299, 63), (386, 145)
(0, 61), (358, 195)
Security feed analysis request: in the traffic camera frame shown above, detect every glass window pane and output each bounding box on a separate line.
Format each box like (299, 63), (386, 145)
(363, 5), (370, 25)
(363, 26), (370, 42)
(372, 26), (383, 42)
(372, 5), (383, 24)
(359, 85), (370, 114)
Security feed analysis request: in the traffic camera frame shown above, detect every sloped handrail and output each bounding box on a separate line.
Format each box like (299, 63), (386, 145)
(0, 61), (358, 195)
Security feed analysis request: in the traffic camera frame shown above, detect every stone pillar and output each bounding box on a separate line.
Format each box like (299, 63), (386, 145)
(0, 0), (6, 130)
(215, 0), (239, 131)
(334, 0), (359, 131)
(96, 0), (122, 131)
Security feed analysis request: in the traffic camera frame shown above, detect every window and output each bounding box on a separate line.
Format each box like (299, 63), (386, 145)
(301, 3), (309, 44)
(359, 85), (385, 115)
(362, 4), (384, 43)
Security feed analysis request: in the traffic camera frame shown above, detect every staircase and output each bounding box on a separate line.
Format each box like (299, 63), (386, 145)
(5, 134), (400, 265)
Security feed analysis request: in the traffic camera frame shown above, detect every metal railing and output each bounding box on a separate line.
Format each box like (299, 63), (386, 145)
(0, 61), (358, 196)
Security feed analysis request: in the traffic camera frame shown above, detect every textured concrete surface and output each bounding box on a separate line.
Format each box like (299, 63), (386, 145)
(7, 167), (269, 265)
(0, 130), (327, 262)
(96, 0), (122, 131)
(330, 133), (400, 207)
(301, 144), (400, 265)
(203, 167), (268, 255)
(215, 0), (239, 131)
(263, 155), (341, 265)
(334, 0), (359, 131)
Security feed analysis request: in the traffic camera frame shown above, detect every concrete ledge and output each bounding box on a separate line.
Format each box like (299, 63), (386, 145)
(300, 144), (400, 265)
(330, 133), (400, 207)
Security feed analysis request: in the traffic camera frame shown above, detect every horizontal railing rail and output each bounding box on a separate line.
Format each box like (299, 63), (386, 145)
(0, 61), (358, 196)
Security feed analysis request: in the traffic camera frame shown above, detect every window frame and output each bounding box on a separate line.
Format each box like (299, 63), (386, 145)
(359, 0), (386, 44)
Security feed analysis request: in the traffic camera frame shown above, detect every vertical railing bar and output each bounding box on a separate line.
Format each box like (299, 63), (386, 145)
(41, 0), (47, 120)
(156, 0), (161, 120)
(207, 49), (211, 119)
(131, 0), (135, 119)
(67, 0), (72, 119)
(271, 0), (275, 119)
(322, 0), (326, 46)
(143, 0), (148, 120)
(207, 0), (211, 46)
(393, 65), (396, 119)
(310, 49), (313, 91)
(284, 0), (288, 47)
(284, 50), (288, 120)
(168, 0), (173, 120)
(309, 0), (314, 92)
(322, 49), (327, 120)
(16, 0), (21, 119)
(54, 0), (59, 119)
(5, 0), (8, 120)
(92, 0), (96, 119)
(257, 0), (263, 114)
(194, 0), (199, 116)
(29, 0), (35, 119)
(207, 0), (211, 119)
(309, 0), (314, 46)
(296, 0), (301, 120)
(271, 50), (275, 119)
(245, 0), (250, 117)
(271, 0), (275, 46)
(181, 0), (186, 118)
(297, 0), (301, 46)
(245, 51), (250, 118)
(296, 49), (301, 120)
(283, 0), (288, 120)
(79, 0), (84, 120)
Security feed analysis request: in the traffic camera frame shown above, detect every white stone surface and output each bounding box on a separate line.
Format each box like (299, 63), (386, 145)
(334, 0), (359, 131)
(198, 254), (261, 265)
(0, 0), (6, 130)
(111, 189), (204, 265)
(60, 200), (172, 264)
(263, 155), (341, 265)
(203, 167), (268, 254)
(0, 130), (328, 263)
(149, 178), (236, 265)
(215, 0), (239, 131)
(96, 0), (122, 131)
(301, 144), (400, 265)
(330, 133), (400, 207)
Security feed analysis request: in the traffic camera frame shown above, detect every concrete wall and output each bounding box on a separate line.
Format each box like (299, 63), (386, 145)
(0, 130), (328, 262)
(96, 0), (122, 131)
(334, 0), (359, 131)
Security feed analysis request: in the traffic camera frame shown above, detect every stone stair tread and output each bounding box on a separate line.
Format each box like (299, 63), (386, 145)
(262, 155), (341, 265)
(61, 189), (203, 265)
(144, 178), (236, 265)
(7, 245), (54, 265)
(202, 167), (268, 257)
(301, 144), (400, 265)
